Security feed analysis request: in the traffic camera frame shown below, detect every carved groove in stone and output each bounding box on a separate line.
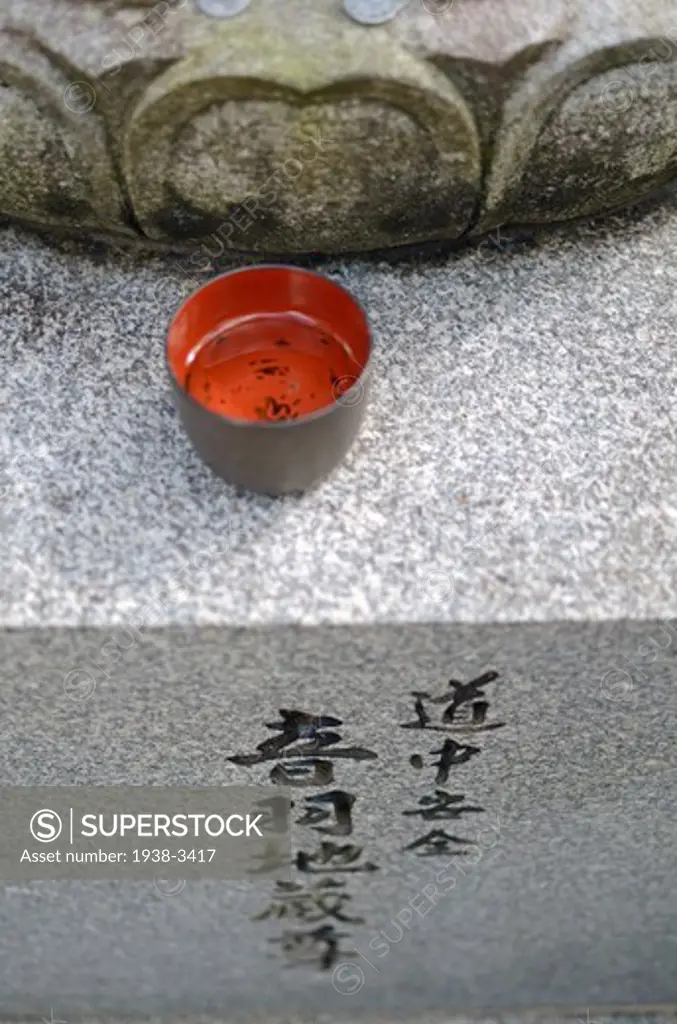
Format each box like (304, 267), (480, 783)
(121, 26), (481, 252)
(0, 29), (128, 233)
(1, 0), (677, 254)
(479, 38), (677, 231)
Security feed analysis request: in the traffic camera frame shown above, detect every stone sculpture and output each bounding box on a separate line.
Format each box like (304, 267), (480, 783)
(1, 0), (676, 254)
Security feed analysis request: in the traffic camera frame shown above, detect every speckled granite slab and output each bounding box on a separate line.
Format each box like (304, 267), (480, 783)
(2, 202), (677, 1019)
(0, 623), (676, 1017)
(2, 201), (677, 626)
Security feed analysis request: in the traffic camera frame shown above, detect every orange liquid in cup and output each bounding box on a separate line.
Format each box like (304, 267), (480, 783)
(185, 312), (363, 422)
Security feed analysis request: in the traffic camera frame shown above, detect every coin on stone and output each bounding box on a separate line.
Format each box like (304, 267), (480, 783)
(342, 0), (408, 26)
(197, 0), (250, 17)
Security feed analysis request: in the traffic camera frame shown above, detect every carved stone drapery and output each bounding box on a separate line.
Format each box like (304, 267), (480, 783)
(1, 0), (676, 254)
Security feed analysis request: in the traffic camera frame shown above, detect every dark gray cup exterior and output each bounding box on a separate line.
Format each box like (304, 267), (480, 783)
(166, 266), (372, 496)
(170, 375), (370, 495)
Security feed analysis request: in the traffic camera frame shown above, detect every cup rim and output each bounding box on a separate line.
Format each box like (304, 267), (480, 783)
(165, 263), (373, 430)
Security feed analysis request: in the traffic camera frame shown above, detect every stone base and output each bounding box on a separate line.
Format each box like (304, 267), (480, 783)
(2, 0), (677, 255)
(3, 182), (677, 1016)
(1, 623), (677, 1016)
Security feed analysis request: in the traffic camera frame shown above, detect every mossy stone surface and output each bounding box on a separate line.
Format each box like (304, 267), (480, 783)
(1, 0), (677, 253)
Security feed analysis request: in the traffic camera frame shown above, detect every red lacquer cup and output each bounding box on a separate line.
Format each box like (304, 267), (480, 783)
(166, 265), (372, 495)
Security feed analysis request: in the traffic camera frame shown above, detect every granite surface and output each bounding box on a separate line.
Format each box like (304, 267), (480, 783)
(2, 202), (677, 1019)
(1, 1018), (675, 1024)
(0, 623), (675, 1017)
(3, 201), (677, 626)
